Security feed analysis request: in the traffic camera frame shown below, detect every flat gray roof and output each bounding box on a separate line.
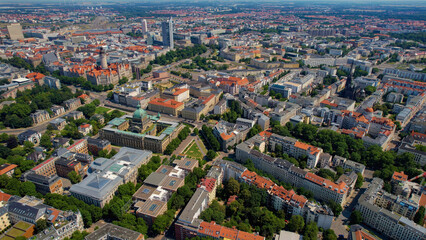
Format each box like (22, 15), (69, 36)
(84, 223), (142, 240)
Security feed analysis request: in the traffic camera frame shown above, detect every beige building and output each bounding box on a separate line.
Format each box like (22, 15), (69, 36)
(7, 23), (24, 40)
(0, 207), (10, 232)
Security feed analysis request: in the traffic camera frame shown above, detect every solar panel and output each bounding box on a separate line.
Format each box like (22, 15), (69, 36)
(185, 161), (191, 166)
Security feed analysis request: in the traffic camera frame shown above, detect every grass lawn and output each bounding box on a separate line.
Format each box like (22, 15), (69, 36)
(95, 107), (111, 115)
(184, 141), (204, 160)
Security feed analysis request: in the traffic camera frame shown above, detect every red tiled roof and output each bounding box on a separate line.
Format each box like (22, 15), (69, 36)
(200, 178), (216, 193)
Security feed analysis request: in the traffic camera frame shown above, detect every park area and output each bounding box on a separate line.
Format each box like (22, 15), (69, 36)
(183, 140), (205, 160)
(95, 106), (111, 115)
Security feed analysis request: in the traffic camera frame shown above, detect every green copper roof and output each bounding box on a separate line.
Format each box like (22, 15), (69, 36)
(108, 118), (126, 126)
(133, 104), (147, 119)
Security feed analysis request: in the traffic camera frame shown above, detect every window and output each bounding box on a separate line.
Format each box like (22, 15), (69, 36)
(169, 180), (177, 186)
(142, 188), (150, 194)
(149, 204), (157, 211)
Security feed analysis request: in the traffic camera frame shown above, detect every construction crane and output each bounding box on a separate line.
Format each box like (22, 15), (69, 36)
(408, 172), (426, 182)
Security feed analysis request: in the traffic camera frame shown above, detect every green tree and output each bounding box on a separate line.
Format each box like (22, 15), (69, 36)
(119, 77), (128, 85)
(35, 219), (48, 234)
(225, 178), (240, 197)
(248, 124), (262, 139)
(287, 215), (305, 233)
(414, 206), (425, 225)
(68, 171), (82, 184)
(323, 229), (337, 240)
(23, 141), (34, 153)
(350, 210), (363, 224)
(199, 200), (226, 224)
(327, 200), (343, 217)
(364, 86), (376, 95)
(355, 173), (364, 189)
(40, 133), (53, 149)
(7, 135), (18, 149)
(152, 210), (174, 235)
(206, 150), (216, 161)
(303, 221), (318, 240)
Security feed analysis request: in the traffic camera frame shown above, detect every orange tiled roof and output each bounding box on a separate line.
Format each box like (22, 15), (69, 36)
(242, 170), (307, 208)
(305, 172), (347, 194)
(294, 141), (320, 155)
(0, 164), (18, 175)
(173, 88), (189, 96)
(78, 94), (89, 99)
(220, 132), (235, 141)
(392, 171), (408, 182)
(26, 72), (45, 81)
(198, 221), (264, 240)
(149, 98), (184, 109)
(0, 192), (12, 202)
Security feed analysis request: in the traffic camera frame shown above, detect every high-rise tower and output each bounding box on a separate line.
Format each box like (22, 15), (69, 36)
(161, 17), (174, 49)
(100, 47), (108, 69)
(142, 19), (148, 34)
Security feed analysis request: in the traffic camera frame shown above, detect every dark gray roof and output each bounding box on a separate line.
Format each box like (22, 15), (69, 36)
(42, 52), (59, 65)
(84, 223), (142, 240)
(8, 199), (47, 222)
(18, 129), (39, 138)
(143, 172), (167, 187)
(275, 158), (293, 170)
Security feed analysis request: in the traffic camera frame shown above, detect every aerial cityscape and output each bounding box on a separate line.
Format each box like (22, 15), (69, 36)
(0, 1), (424, 240)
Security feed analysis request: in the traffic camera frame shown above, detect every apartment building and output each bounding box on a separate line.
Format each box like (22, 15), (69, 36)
(269, 133), (322, 169)
(236, 135), (349, 205)
(343, 160), (366, 175)
(25, 173), (63, 195)
(213, 120), (251, 151)
(63, 98), (81, 111)
(49, 118), (66, 131)
(87, 138), (111, 156)
(384, 68), (426, 82)
(133, 164), (189, 226)
(30, 110), (51, 125)
(17, 130), (41, 145)
(241, 169), (334, 229)
(356, 178), (426, 240)
(161, 88), (190, 102)
(175, 164), (263, 240)
(0, 207), (10, 232)
(50, 105), (65, 116)
(398, 132), (426, 166)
